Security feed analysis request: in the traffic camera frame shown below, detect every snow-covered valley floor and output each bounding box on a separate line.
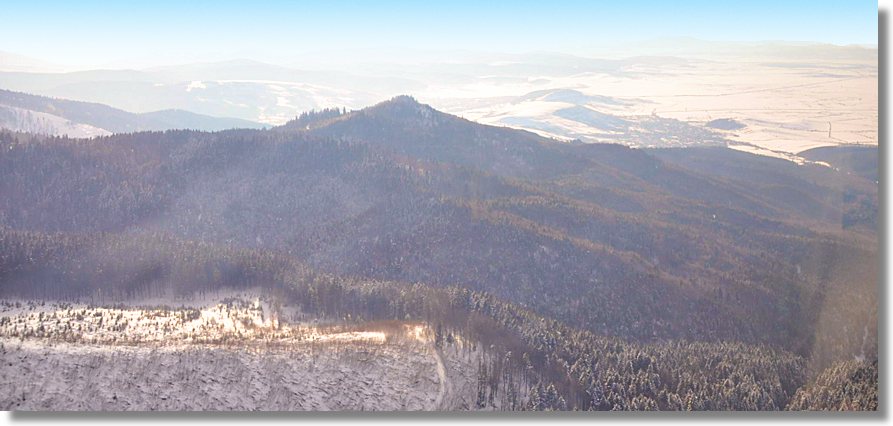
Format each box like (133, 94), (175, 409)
(0, 294), (479, 411)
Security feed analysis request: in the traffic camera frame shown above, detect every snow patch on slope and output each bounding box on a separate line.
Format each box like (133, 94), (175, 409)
(0, 296), (481, 411)
(0, 105), (111, 137)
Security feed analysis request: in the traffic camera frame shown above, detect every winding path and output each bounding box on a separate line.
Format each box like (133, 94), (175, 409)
(431, 345), (451, 410)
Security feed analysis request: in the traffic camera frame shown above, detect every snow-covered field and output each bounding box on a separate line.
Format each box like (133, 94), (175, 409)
(0, 294), (481, 411)
(420, 52), (877, 161)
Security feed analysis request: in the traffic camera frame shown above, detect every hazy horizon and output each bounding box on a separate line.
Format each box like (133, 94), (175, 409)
(1, 0), (878, 71)
(0, 41), (879, 74)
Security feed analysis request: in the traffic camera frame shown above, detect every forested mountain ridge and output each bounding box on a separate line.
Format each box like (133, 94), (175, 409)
(289, 97), (877, 241)
(0, 96), (878, 410)
(0, 226), (810, 410)
(798, 145), (879, 183)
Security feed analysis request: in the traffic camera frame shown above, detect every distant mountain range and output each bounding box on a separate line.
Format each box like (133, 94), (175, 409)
(0, 43), (877, 159)
(0, 89), (264, 136)
(0, 57), (408, 125)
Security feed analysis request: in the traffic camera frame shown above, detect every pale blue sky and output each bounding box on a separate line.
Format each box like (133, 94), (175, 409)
(1, 0), (878, 69)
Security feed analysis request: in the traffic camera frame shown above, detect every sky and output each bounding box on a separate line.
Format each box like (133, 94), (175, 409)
(0, 0), (879, 69)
